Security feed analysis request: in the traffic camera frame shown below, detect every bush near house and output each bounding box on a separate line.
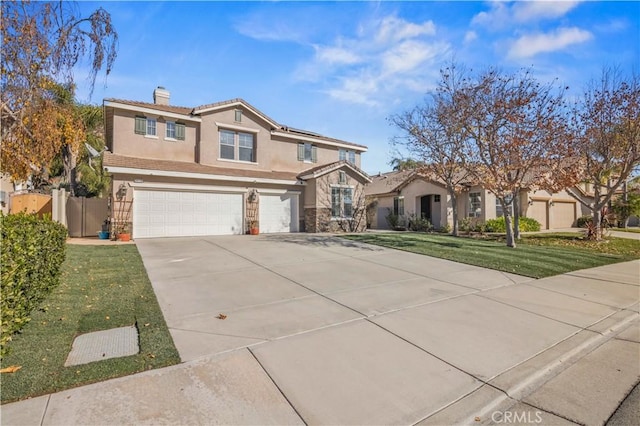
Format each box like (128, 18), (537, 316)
(1, 213), (67, 358)
(484, 216), (541, 233)
(577, 215), (592, 228)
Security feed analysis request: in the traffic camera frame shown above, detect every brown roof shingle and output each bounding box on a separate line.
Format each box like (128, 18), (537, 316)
(103, 152), (300, 182)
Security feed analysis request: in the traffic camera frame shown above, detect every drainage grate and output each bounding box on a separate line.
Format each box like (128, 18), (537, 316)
(65, 326), (139, 367)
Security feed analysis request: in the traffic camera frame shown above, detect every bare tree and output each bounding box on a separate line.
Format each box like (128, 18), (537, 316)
(565, 68), (640, 240)
(390, 64), (471, 236)
(457, 68), (572, 247)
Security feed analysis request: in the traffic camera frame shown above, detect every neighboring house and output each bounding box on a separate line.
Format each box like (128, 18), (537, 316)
(366, 170), (592, 231)
(102, 87), (370, 239)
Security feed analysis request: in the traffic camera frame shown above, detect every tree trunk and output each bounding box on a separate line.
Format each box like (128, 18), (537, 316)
(450, 189), (459, 236)
(513, 192), (521, 239)
(592, 186), (603, 241)
(505, 211), (516, 248)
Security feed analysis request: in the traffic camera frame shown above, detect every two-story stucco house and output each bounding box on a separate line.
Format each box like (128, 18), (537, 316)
(103, 87), (370, 239)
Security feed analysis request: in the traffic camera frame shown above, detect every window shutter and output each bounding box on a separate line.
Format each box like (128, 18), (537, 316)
(311, 145), (318, 163)
(135, 116), (146, 134)
(176, 123), (185, 140)
(298, 143), (304, 161)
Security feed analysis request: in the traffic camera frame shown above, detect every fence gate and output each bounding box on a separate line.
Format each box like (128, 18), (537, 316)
(66, 197), (109, 237)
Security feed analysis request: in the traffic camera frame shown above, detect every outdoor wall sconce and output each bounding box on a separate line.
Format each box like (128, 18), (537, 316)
(549, 201), (555, 207)
(528, 200), (534, 206)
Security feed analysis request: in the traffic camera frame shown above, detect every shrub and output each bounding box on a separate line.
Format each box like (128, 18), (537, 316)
(385, 209), (407, 230)
(1, 213), (67, 358)
(407, 214), (432, 232)
(577, 215), (592, 228)
(484, 216), (541, 233)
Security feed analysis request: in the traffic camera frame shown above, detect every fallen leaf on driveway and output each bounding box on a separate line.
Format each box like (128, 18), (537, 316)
(0, 365), (22, 374)
(216, 314), (227, 320)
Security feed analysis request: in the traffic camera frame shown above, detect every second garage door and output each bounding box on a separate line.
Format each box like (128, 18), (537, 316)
(259, 193), (299, 233)
(133, 189), (244, 238)
(551, 201), (577, 229)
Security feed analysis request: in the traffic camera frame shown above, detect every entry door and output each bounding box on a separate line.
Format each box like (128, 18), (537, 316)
(421, 195), (432, 221)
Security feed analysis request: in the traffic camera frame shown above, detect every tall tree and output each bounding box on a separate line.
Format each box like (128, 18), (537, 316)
(390, 64), (471, 236)
(1, 0), (117, 183)
(457, 68), (572, 247)
(565, 68), (640, 240)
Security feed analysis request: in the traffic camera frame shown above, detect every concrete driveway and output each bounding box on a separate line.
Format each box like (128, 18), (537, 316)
(4, 234), (639, 425)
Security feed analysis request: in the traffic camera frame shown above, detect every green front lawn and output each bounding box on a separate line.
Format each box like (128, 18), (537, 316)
(1, 244), (180, 404)
(343, 232), (640, 279)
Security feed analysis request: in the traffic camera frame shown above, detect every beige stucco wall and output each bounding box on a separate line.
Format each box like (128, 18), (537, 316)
(109, 110), (198, 163)
(0, 174), (13, 215)
(197, 106), (362, 173)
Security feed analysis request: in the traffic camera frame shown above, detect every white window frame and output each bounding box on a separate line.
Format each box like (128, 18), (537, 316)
(496, 194), (514, 217)
(146, 118), (157, 137)
(331, 185), (354, 219)
(469, 192), (481, 218)
(393, 196), (404, 216)
(219, 129), (256, 163)
(166, 121), (176, 140)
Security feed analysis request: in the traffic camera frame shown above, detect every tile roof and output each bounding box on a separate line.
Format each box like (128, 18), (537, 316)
(104, 99), (194, 116)
(298, 160), (371, 182)
(103, 152), (300, 182)
(365, 170), (416, 195)
(105, 97), (367, 150)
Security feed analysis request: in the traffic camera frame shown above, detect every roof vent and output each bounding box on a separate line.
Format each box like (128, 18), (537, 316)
(153, 87), (170, 105)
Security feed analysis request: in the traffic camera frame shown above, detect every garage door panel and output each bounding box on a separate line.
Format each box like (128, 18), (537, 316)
(551, 202), (576, 229)
(529, 201), (548, 230)
(260, 193), (299, 234)
(133, 189), (243, 238)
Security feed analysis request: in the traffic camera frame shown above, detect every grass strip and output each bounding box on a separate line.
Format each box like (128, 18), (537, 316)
(343, 232), (639, 278)
(1, 244), (180, 403)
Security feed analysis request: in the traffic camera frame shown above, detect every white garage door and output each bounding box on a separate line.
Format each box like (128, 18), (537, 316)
(133, 189), (243, 238)
(259, 193), (299, 233)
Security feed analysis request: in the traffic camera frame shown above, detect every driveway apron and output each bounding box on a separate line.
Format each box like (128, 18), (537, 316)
(3, 235), (637, 425)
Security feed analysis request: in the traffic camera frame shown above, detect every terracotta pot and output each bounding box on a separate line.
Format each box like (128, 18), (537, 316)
(117, 233), (131, 242)
(250, 227), (259, 235)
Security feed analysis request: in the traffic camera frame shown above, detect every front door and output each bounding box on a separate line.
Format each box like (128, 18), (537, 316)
(420, 195), (431, 221)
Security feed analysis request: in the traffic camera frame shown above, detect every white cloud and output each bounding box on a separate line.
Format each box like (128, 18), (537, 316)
(314, 45), (362, 65)
(375, 16), (436, 43)
(464, 30), (478, 44)
(512, 1), (581, 22)
(472, 0), (582, 28)
(508, 27), (593, 58)
(303, 15), (448, 106)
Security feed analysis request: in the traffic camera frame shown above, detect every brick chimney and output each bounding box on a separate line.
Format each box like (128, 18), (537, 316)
(153, 86), (170, 105)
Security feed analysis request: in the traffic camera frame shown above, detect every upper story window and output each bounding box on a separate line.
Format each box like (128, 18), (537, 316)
(469, 192), (481, 218)
(135, 116), (157, 137)
(339, 149), (356, 165)
(298, 143), (317, 163)
(220, 129), (255, 162)
(235, 110), (242, 122)
(166, 121), (176, 139)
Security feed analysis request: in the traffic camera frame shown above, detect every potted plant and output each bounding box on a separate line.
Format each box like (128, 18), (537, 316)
(98, 219), (110, 240)
(115, 222), (131, 242)
(249, 219), (259, 235)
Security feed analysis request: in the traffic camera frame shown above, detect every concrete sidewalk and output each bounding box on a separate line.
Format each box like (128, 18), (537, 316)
(2, 235), (638, 425)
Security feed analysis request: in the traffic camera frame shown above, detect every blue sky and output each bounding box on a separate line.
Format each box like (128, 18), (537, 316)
(75, 1), (639, 175)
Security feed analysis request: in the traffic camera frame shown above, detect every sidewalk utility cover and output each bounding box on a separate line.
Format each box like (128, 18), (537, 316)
(65, 326), (139, 366)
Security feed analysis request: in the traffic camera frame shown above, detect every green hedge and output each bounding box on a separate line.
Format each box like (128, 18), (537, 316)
(484, 216), (541, 233)
(1, 213), (67, 358)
